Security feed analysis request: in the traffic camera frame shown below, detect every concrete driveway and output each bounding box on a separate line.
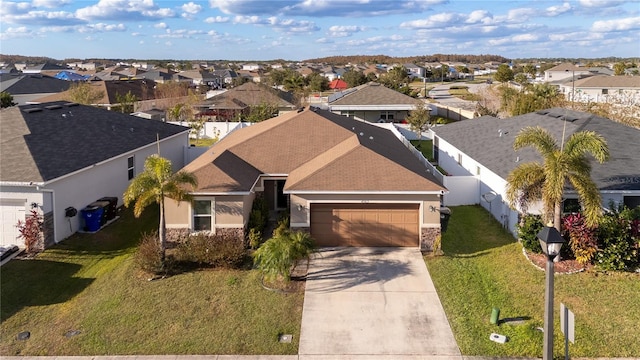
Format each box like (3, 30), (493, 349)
(299, 247), (461, 356)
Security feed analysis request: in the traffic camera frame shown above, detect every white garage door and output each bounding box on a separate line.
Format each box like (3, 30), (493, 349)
(1, 199), (26, 247)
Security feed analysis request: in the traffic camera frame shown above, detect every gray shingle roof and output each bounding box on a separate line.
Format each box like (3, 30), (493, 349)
(432, 108), (640, 191)
(1, 101), (189, 183)
(330, 82), (421, 107)
(0, 74), (71, 95)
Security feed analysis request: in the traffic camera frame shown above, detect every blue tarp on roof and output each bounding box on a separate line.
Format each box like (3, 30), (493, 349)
(54, 71), (90, 81)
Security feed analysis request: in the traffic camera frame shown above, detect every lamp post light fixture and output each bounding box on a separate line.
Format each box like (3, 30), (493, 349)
(537, 225), (566, 360)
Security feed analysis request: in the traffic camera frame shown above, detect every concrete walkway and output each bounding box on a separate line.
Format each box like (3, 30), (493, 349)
(299, 247), (460, 356)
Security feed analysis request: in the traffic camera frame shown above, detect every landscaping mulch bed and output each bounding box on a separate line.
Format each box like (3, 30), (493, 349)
(523, 249), (591, 274)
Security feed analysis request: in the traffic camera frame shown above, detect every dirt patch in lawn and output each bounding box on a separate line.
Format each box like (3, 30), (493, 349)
(523, 249), (592, 274)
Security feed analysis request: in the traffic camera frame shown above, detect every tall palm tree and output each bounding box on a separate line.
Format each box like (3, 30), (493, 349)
(506, 126), (609, 232)
(123, 154), (197, 265)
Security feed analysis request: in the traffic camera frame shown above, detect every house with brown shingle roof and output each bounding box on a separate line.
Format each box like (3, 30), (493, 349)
(165, 107), (447, 250)
(195, 82), (296, 121)
(328, 82), (424, 123)
(559, 75), (640, 104)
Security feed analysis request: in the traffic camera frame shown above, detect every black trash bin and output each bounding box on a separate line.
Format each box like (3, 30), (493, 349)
(97, 197), (118, 221)
(440, 207), (451, 232)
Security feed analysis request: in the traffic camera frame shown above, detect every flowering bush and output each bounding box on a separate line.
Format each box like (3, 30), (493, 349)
(16, 209), (43, 254)
(562, 213), (598, 265)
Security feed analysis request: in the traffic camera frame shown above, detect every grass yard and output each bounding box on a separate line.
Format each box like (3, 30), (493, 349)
(448, 86), (481, 101)
(0, 206), (303, 356)
(425, 205), (640, 357)
(410, 139), (433, 161)
(190, 138), (217, 147)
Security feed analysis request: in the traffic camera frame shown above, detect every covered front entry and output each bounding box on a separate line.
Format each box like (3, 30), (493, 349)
(310, 203), (419, 247)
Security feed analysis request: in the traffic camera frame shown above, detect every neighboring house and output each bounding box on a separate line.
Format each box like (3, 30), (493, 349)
(404, 63), (425, 78)
(212, 69), (237, 86)
(35, 79), (157, 110)
(165, 107), (447, 250)
(22, 62), (69, 75)
(328, 82), (423, 123)
(0, 101), (190, 248)
(195, 82), (297, 121)
(431, 108), (640, 237)
(0, 73), (71, 105)
(131, 108), (167, 121)
(544, 63), (591, 83)
(559, 75), (640, 104)
(179, 70), (219, 87)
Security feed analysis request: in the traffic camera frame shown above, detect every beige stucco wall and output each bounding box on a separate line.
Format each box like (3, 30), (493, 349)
(165, 198), (190, 228)
(215, 195), (245, 226)
(290, 193), (441, 227)
(165, 194), (254, 230)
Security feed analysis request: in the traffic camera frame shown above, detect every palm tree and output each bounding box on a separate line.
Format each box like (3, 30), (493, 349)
(506, 126), (609, 232)
(123, 155), (197, 266)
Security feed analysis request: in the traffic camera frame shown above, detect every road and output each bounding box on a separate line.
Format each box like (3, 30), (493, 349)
(428, 82), (489, 112)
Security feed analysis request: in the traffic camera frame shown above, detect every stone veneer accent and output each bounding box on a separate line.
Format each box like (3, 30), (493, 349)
(42, 211), (54, 249)
(420, 227), (441, 252)
(166, 227), (246, 247)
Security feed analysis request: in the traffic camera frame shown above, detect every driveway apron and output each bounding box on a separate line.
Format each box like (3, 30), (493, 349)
(299, 247), (461, 356)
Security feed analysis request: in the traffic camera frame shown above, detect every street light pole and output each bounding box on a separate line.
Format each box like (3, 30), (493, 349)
(537, 226), (566, 360)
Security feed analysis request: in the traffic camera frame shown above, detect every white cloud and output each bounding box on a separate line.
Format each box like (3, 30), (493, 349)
(181, 2), (202, 14)
(75, 0), (176, 21)
(154, 22), (168, 29)
(327, 25), (366, 37)
(545, 2), (572, 16)
(205, 15), (229, 23)
(592, 16), (640, 32)
(579, 0), (626, 8)
(0, 26), (34, 40)
(400, 12), (464, 29)
(32, 0), (71, 8)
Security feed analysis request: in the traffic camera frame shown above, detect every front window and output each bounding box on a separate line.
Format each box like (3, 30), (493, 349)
(602, 89), (608, 95)
(193, 200), (212, 231)
(380, 111), (394, 122)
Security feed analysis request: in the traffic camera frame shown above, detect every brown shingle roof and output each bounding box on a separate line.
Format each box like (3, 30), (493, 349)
(200, 82), (295, 110)
(184, 108), (445, 194)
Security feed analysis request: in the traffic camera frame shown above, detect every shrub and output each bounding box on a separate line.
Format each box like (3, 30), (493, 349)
(248, 228), (262, 250)
(253, 230), (315, 283)
(272, 212), (290, 237)
(16, 209), (44, 254)
(176, 232), (246, 268)
(595, 207), (640, 271)
(135, 232), (164, 274)
(562, 213), (598, 265)
(516, 214), (544, 254)
(247, 196), (269, 233)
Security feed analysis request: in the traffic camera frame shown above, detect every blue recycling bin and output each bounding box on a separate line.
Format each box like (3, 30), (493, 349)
(81, 205), (104, 232)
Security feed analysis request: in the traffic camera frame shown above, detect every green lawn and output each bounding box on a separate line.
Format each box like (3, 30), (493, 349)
(410, 139), (433, 161)
(448, 86), (481, 101)
(190, 138), (217, 147)
(0, 206), (303, 356)
(425, 205), (640, 357)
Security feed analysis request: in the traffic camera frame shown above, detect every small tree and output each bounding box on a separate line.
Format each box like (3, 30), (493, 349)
(123, 155), (198, 270)
(1, 91), (17, 108)
(494, 64), (514, 83)
(114, 91), (138, 113)
(68, 82), (105, 105)
(406, 102), (430, 148)
(16, 209), (44, 254)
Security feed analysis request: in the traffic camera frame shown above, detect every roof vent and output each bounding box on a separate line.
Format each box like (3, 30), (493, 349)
(547, 113), (563, 118)
(536, 110), (550, 115)
(23, 107), (43, 113)
(65, 102), (80, 107)
(45, 105), (63, 110)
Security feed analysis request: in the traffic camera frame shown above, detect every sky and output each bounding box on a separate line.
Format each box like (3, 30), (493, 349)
(1, 0), (639, 61)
